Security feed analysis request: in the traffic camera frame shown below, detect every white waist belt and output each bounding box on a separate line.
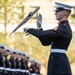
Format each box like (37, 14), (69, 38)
(0, 67), (4, 70)
(11, 69), (16, 71)
(16, 69), (20, 71)
(21, 70), (26, 72)
(5, 68), (11, 71)
(25, 70), (29, 73)
(51, 49), (66, 54)
(31, 73), (36, 75)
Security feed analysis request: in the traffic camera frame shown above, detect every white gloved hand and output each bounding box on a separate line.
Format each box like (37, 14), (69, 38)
(23, 28), (29, 32)
(37, 13), (42, 29)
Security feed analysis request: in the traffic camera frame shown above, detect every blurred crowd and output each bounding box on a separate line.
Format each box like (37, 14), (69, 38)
(0, 43), (42, 75)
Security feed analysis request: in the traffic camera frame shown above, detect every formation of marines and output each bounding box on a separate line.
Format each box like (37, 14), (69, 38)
(0, 44), (41, 75)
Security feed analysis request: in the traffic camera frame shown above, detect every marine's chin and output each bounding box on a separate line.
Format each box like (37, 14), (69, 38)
(56, 18), (60, 21)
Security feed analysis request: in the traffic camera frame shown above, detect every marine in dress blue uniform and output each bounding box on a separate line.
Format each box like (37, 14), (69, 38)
(35, 61), (41, 75)
(4, 47), (11, 75)
(25, 54), (30, 75)
(0, 44), (5, 75)
(9, 50), (16, 75)
(29, 59), (36, 75)
(24, 2), (73, 75)
(15, 51), (21, 75)
(20, 52), (26, 75)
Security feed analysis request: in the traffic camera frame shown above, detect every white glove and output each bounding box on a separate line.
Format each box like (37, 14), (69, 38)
(37, 13), (42, 29)
(23, 28), (29, 32)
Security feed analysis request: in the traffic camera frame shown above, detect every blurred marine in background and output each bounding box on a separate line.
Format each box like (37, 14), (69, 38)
(0, 44), (5, 75)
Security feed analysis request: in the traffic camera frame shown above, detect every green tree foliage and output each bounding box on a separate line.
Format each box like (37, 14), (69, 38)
(0, 0), (26, 34)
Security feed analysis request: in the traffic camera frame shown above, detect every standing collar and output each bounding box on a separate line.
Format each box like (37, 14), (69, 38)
(58, 20), (68, 24)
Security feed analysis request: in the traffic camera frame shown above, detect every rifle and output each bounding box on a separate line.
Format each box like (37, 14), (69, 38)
(9, 7), (40, 36)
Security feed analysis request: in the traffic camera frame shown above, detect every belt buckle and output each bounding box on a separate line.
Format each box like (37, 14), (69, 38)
(62, 50), (66, 53)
